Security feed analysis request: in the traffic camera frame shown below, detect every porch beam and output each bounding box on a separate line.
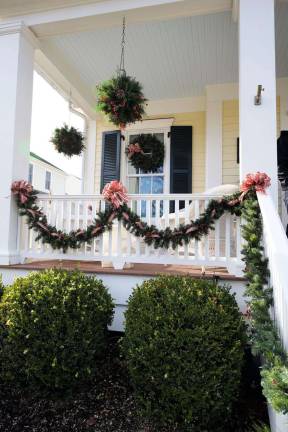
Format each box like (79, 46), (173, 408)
(0, 23), (36, 264)
(239, 0), (278, 202)
(4, 0), (232, 38)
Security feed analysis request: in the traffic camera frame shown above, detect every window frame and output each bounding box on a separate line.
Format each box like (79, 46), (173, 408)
(45, 170), (52, 192)
(121, 119), (173, 195)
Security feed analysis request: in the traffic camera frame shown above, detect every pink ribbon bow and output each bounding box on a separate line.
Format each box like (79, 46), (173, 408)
(240, 172), (271, 195)
(11, 180), (33, 204)
(102, 180), (128, 209)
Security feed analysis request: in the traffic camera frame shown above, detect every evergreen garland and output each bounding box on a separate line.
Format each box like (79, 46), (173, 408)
(11, 178), (288, 413)
(126, 134), (165, 173)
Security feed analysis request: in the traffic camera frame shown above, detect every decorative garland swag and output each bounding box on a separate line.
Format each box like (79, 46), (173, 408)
(11, 173), (288, 413)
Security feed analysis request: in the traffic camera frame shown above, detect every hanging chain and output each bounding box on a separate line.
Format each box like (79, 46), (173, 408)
(119, 17), (126, 74)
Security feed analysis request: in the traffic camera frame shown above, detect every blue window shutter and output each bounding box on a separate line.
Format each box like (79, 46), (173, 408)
(170, 126), (192, 194)
(101, 130), (121, 191)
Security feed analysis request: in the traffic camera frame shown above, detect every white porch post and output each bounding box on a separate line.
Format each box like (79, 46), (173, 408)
(0, 23), (37, 264)
(205, 87), (223, 189)
(239, 0), (278, 202)
(83, 119), (97, 194)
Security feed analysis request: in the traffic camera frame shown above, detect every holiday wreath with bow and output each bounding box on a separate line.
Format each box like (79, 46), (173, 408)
(125, 134), (164, 172)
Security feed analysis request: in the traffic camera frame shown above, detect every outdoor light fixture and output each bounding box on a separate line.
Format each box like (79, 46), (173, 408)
(254, 85), (264, 105)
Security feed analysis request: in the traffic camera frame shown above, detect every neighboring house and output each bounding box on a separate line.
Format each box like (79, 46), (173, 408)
(29, 152), (81, 195)
(0, 2), (288, 430)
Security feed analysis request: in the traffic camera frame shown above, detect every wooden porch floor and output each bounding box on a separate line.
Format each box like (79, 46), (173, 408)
(0, 260), (245, 281)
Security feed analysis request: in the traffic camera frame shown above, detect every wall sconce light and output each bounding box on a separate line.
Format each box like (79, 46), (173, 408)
(254, 85), (264, 105)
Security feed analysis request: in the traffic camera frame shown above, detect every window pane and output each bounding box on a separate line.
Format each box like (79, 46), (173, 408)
(153, 133), (164, 143)
(128, 162), (138, 175)
(140, 176), (152, 194)
(152, 176), (164, 194)
(45, 171), (51, 190)
(28, 164), (33, 184)
(128, 177), (139, 194)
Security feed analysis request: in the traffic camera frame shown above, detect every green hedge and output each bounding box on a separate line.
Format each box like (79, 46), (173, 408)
(0, 269), (114, 390)
(122, 275), (247, 431)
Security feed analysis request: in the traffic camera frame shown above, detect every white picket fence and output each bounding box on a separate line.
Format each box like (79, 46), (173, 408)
(19, 193), (243, 275)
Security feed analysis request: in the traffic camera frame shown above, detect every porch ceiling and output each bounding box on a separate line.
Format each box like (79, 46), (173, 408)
(41, 11), (238, 102)
(38, 2), (288, 105)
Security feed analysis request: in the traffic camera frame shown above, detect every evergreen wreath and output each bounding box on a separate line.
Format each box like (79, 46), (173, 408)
(50, 124), (85, 157)
(126, 134), (164, 172)
(96, 18), (147, 128)
(11, 173), (288, 414)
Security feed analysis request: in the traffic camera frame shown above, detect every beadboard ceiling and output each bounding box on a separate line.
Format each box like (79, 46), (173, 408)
(0, 0), (104, 18)
(40, 4), (288, 103)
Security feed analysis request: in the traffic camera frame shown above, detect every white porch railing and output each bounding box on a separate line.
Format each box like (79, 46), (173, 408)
(257, 191), (288, 351)
(19, 193), (243, 275)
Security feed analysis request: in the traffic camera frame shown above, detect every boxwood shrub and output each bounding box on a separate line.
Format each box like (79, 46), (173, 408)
(0, 269), (114, 390)
(122, 275), (247, 431)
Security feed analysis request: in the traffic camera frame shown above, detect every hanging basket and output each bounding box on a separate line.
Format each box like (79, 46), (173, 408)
(50, 124), (85, 157)
(126, 134), (164, 172)
(96, 72), (147, 129)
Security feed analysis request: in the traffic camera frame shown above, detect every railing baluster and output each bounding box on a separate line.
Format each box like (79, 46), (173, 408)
(194, 199), (200, 259)
(184, 199), (189, 259)
(225, 214), (231, 260)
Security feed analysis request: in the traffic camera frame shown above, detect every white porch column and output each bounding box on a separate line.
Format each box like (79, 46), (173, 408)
(205, 88), (223, 189)
(82, 119), (97, 194)
(0, 23), (37, 264)
(239, 0), (278, 202)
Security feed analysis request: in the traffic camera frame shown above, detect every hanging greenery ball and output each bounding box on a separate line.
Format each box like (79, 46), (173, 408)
(50, 124), (85, 157)
(125, 134), (164, 173)
(96, 72), (147, 128)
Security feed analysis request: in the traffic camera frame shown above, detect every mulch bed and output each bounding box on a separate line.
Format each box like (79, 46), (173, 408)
(0, 333), (269, 432)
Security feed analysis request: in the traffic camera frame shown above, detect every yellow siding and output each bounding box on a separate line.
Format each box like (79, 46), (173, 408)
(222, 100), (239, 185)
(222, 98), (280, 185)
(94, 112), (206, 193)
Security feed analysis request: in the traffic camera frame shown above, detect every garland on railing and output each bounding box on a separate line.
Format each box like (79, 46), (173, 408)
(11, 173), (288, 412)
(11, 179), (243, 252)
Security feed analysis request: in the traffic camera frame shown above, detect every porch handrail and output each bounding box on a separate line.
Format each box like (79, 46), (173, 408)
(37, 193), (223, 201)
(257, 191), (288, 351)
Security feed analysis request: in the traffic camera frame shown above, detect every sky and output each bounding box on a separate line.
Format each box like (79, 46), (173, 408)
(30, 71), (85, 179)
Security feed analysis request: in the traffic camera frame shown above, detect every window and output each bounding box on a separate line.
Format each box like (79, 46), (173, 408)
(45, 171), (51, 191)
(28, 163), (34, 184)
(126, 132), (165, 217)
(127, 132), (165, 195)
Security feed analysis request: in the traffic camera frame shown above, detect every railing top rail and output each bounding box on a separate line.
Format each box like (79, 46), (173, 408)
(257, 191), (288, 255)
(37, 193), (224, 201)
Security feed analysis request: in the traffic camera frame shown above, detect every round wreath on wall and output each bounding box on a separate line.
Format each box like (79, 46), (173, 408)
(50, 124), (85, 157)
(125, 134), (165, 173)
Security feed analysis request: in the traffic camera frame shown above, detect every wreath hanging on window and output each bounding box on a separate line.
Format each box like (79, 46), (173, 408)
(50, 124), (85, 157)
(96, 18), (147, 129)
(126, 134), (164, 172)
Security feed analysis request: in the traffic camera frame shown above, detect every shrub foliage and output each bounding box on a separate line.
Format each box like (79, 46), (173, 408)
(0, 269), (114, 390)
(122, 275), (246, 430)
